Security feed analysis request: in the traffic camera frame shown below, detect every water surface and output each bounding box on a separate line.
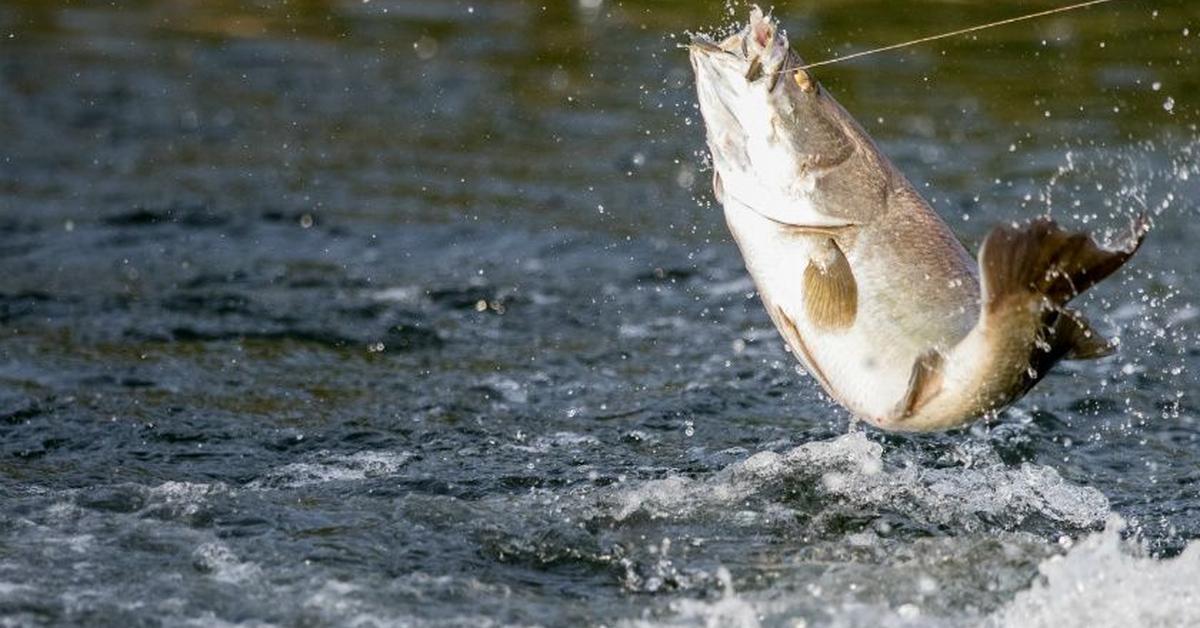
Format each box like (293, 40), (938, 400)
(0, 0), (1198, 625)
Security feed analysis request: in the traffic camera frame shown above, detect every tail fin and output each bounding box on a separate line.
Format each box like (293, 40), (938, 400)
(979, 215), (1147, 359)
(1055, 309), (1116, 360)
(981, 216), (1146, 310)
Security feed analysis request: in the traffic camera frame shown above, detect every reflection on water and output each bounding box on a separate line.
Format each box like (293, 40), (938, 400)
(0, 0), (1197, 626)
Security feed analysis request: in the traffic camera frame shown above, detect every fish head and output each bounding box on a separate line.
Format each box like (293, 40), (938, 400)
(689, 7), (858, 224)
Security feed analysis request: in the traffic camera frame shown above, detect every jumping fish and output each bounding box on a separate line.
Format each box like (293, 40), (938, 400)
(689, 7), (1146, 432)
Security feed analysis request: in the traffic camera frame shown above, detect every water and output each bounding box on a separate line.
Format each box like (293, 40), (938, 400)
(0, 0), (1198, 625)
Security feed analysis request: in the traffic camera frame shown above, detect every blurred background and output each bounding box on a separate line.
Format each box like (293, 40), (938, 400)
(2, 0), (1196, 236)
(0, 1), (1198, 626)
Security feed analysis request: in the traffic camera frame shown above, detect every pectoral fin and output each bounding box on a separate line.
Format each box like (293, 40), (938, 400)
(892, 349), (945, 420)
(803, 239), (857, 330)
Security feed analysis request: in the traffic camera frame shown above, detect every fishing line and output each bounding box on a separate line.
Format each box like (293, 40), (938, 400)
(786, 0), (1123, 72)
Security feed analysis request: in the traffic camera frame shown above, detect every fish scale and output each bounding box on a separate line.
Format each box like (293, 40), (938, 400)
(690, 7), (1145, 432)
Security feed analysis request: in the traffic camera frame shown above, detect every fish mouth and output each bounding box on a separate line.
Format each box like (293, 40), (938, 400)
(689, 38), (749, 156)
(687, 7), (786, 195)
(691, 6), (782, 66)
(687, 34), (744, 75)
(687, 36), (730, 57)
(687, 7), (790, 147)
(688, 7), (796, 91)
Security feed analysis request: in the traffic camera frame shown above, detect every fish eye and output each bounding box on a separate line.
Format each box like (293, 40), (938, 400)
(794, 69), (816, 93)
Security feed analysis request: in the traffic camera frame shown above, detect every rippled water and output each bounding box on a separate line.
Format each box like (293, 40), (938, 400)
(1, 0), (1198, 626)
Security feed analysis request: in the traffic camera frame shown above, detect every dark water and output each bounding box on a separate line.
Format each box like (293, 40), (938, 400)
(1, 1), (1198, 625)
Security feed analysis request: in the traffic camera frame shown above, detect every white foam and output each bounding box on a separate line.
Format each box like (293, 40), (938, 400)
(509, 431), (601, 454)
(622, 595), (764, 628)
(620, 515), (1200, 628)
(991, 517), (1200, 628)
(192, 542), (262, 585)
(619, 567), (764, 628)
(149, 481), (227, 503)
(483, 375), (528, 404)
(248, 451), (412, 489)
(604, 432), (1108, 531)
(298, 576), (522, 628)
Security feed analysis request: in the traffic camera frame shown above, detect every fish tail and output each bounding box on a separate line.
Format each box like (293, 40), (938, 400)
(978, 215), (1147, 359)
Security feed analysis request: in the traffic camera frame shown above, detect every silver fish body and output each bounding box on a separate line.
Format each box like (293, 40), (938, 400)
(690, 8), (1144, 432)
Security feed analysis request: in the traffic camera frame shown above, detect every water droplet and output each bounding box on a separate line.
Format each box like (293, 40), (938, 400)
(675, 166), (696, 189)
(414, 36), (438, 60)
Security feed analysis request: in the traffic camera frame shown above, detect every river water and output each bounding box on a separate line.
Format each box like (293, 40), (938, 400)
(0, 1), (1198, 626)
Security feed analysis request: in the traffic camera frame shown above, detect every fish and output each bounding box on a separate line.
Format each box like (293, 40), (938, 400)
(688, 7), (1146, 432)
